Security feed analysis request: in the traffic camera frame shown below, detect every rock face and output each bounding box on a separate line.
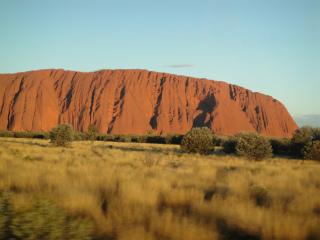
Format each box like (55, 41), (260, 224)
(0, 69), (297, 137)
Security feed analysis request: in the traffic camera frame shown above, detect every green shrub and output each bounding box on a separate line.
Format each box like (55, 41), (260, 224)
(165, 134), (184, 144)
(14, 131), (36, 139)
(10, 131), (48, 139)
(86, 124), (98, 141)
(114, 135), (131, 142)
(0, 131), (48, 139)
(180, 127), (215, 154)
(96, 134), (107, 141)
(96, 134), (115, 141)
(235, 133), (272, 160)
(302, 140), (320, 161)
(214, 136), (224, 147)
(291, 127), (320, 158)
(165, 134), (174, 144)
(222, 137), (237, 154)
(135, 135), (147, 143)
(0, 130), (49, 139)
(0, 130), (14, 138)
(96, 134), (132, 142)
(89, 133), (184, 145)
(130, 135), (140, 143)
(312, 128), (320, 141)
(146, 135), (166, 144)
(32, 132), (49, 139)
(269, 138), (291, 155)
(130, 135), (138, 142)
(290, 127), (314, 157)
(49, 124), (74, 147)
(73, 132), (86, 141)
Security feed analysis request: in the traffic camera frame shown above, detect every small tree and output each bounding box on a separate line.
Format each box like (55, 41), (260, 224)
(49, 124), (74, 147)
(312, 128), (320, 141)
(290, 127), (320, 158)
(302, 141), (320, 161)
(290, 126), (313, 157)
(269, 138), (291, 156)
(86, 124), (98, 142)
(180, 127), (215, 154)
(235, 132), (272, 160)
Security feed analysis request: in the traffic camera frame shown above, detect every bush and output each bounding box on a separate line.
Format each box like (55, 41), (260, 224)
(11, 131), (48, 139)
(49, 124), (74, 147)
(73, 132), (86, 141)
(114, 135), (131, 142)
(135, 135), (148, 143)
(222, 137), (237, 154)
(83, 132), (184, 145)
(302, 140), (320, 161)
(0, 130), (49, 139)
(171, 135), (184, 145)
(86, 124), (98, 141)
(214, 136), (225, 147)
(96, 134), (107, 141)
(0, 130), (14, 138)
(133, 135), (146, 143)
(235, 132), (272, 160)
(31, 132), (49, 139)
(102, 134), (116, 141)
(291, 127), (313, 157)
(312, 128), (320, 141)
(291, 127), (320, 157)
(269, 138), (291, 155)
(130, 135), (139, 143)
(165, 134), (184, 145)
(180, 127), (215, 154)
(13, 131), (36, 139)
(146, 135), (166, 144)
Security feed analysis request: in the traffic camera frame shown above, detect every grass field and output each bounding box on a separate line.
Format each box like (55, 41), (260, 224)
(0, 138), (320, 240)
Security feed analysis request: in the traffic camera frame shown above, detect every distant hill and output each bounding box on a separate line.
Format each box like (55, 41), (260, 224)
(0, 69), (298, 137)
(294, 114), (320, 127)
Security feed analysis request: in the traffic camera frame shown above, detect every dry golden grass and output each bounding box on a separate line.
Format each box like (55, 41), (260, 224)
(0, 137), (320, 240)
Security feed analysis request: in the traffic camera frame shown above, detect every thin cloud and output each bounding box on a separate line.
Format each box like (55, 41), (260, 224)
(165, 64), (195, 68)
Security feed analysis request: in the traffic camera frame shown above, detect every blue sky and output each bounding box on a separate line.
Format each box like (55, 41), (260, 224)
(0, 0), (319, 115)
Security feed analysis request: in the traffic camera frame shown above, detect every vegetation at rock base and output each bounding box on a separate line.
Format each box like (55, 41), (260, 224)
(235, 132), (273, 160)
(180, 127), (216, 155)
(303, 140), (320, 161)
(49, 124), (74, 147)
(86, 124), (98, 142)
